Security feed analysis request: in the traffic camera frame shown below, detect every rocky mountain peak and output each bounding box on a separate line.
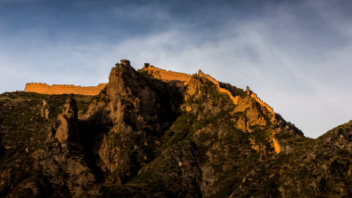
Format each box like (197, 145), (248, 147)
(0, 60), (350, 197)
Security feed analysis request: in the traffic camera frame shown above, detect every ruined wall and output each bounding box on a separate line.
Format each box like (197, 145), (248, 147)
(249, 92), (274, 115)
(24, 83), (107, 96)
(141, 65), (240, 105)
(198, 71), (275, 117)
(141, 64), (274, 115)
(140, 64), (192, 84)
(197, 70), (240, 105)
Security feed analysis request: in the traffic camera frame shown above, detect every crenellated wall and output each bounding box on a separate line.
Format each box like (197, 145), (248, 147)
(140, 65), (238, 104)
(140, 64), (192, 84)
(198, 72), (275, 116)
(196, 72), (274, 116)
(140, 65), (241, 106)
(24, 83), (107, 96)
(197, 70), (240, 105)
(248, 91), (275, 115)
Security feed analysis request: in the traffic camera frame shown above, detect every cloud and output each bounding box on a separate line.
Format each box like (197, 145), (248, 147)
(0, 0), (41, 3)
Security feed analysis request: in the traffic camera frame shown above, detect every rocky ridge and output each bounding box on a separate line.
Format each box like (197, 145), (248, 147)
(0, 60), (351, 197)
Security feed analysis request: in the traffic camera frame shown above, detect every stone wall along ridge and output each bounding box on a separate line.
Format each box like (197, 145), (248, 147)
(141, 64), (241, 105)
(197, 70), (240, 105)
(140, 64), (192, 85)
(24, 83), (107, 96)
(245, 87), (274, 115)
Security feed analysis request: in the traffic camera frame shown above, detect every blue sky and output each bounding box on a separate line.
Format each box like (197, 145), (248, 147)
(1, 0), (352, 138)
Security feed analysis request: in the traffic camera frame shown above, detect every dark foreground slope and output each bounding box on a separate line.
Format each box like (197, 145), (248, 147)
(1, 61), (352, 197)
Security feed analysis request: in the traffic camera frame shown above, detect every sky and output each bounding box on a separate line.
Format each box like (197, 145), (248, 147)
(1, 0), (352, 138)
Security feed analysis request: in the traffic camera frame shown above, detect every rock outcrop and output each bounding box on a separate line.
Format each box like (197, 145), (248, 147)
(55, 98), (78, 143)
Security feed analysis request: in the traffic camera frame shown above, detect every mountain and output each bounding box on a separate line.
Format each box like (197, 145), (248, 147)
(0, 60), (352, 197)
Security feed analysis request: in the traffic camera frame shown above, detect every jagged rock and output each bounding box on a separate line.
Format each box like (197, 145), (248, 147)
(40, 99), (50, 119)
(55, 114), (70, 143)
(55, 98), (78, 143)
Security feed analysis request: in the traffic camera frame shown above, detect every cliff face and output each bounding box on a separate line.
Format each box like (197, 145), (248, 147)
(0, 60), (351, 197)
